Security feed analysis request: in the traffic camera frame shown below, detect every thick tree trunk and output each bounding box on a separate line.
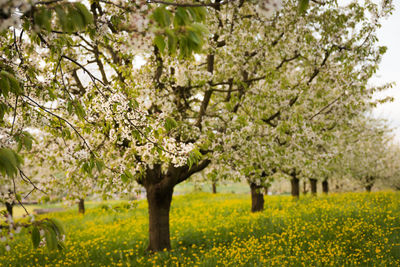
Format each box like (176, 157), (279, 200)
(322, 179), (329, 194)
(365, 184), (373, 192)
(250, 183), (264, 212)
(291, 175), (300, 198)
(141, 159), (210, 252)
(310, 178), (317, 195)
(5, 202), (13, 218)
(78, 198), (85, 214)
(212, 182), (217, 194)
(146, 184), (174, 252)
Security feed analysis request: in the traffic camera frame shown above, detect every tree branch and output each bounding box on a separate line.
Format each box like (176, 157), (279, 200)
(147, 0), (236, 8)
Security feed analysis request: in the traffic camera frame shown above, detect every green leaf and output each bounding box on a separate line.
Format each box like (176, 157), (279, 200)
(298, 0), (310, 14)
(152, 7), (172, 28)
(166, 29), (177, 55)
(54, 6), (68, 31)
(174, 7), (189, 26)
(121, 169), (134, 183)
(195, 7), (207, 22)
(0, 71), (22, 95)
(34, 7), (53, 31)
(74, 3), (93, 26)
(31, 226), (41, 249)
(188, 31), (201, 45)
(121, 173), (128, 183)
(164, 117), (177, 131)
(44, 227), (58, 251)
(70, 9), (85, 30)
(0, 148), (22, 177)
(0, 75), (10, 97)
(74, 102), (86, 119)
(22, 133), (34, 151)
(154, 35), (166, 54)
(0, 102), (8, 120)
(48, 218), (65, 236)
(95, 159), (105, 172)
(187, 149), (202, 169)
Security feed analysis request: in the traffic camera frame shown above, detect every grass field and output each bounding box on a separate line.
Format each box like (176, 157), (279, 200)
(1, 192), (400, 266)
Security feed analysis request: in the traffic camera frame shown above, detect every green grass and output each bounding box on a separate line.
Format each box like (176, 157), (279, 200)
(1, 192), (400, 266)
(174, 181), (251, 194)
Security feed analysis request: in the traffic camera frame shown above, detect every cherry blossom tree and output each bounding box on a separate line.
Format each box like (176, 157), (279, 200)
(338, 119), (393, 192)
(216, 0), (393, 209)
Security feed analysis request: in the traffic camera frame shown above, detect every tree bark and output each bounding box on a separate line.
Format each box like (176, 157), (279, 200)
(212, 182), (217, 194)
(322, 179), (329, 194)
(365, 184), (373, 192)
(291, 175), (300, 198)
(78, 198), (85, 214)
(250, 183), (264, 212)
(140, 160), (210, 252)
(310, 178), (317, 195)
(146, 183), (174, 252)
(365, 177), (374, 192)
(264, 186), (269, 195)
(5, 202), (13, 218)
(303, 180), (308, 195)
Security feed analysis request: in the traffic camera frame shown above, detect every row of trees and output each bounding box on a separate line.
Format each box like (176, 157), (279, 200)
(0, 0), (397, 252)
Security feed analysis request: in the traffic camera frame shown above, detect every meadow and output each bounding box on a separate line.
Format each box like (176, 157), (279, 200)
(1, 191), (400, 266)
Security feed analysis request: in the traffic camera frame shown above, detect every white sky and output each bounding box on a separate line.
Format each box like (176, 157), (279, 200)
(371, 1), (400, 140)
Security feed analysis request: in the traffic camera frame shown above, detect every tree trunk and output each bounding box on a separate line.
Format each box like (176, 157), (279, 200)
(5, 202), (13, 218)
(365, 184), (373, 192)
(303, 180), (308, 195)
(322, 179), (329, 194)
(264, 186), (269, 195)
(78, 198), (85, 214)
(146, 184), (174, 252)
(141, 159), (210, 252)
(250, 183), (264, 212)
(365, 177), (374, 192)
(212, 182), (217, 194)
(291, 175), (300, 198)
(310, 178), (317, 195)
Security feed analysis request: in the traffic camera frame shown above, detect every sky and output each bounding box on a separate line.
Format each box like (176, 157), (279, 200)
(371, 1), (400, 140)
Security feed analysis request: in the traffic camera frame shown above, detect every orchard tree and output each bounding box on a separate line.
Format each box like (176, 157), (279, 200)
(218, 0), (393, 205)
(382, 143), (400, 191)
(341, 119), (393, 192)
(0, 0), (104, 252)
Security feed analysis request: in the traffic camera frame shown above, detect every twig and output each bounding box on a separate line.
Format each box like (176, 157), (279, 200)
(11, 175), (29, 215)
(309, 92), (345, 121)
(10, 96), (18, 135)
(19, 169), (47, 195)
(22, 95), (93, 153)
